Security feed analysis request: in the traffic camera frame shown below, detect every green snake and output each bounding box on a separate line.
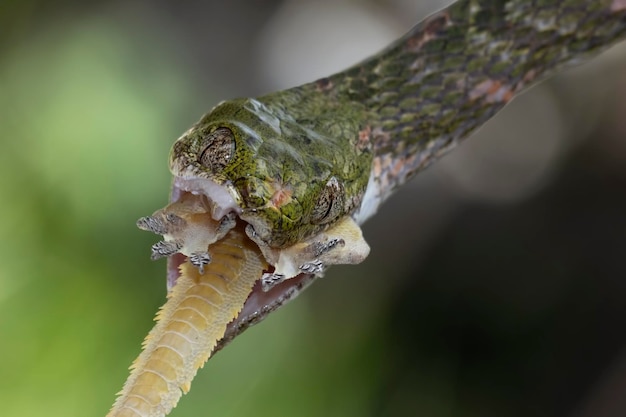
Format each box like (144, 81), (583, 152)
(169, 0), (626, 247)
(109, 1), (626, 415)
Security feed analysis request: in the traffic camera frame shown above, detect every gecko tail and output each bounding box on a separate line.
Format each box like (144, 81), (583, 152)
(106, 225), (267, 417)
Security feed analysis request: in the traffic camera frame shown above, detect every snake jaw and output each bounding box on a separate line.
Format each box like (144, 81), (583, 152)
(171, 175), (242, 220)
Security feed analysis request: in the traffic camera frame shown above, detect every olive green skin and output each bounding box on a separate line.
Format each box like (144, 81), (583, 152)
(170, 92), (373, 248)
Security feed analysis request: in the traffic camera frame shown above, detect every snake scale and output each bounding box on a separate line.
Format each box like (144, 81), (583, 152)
(107, 1), (626, 416)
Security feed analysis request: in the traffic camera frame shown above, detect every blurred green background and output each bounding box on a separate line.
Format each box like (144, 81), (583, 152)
(1, 1), (626, 416)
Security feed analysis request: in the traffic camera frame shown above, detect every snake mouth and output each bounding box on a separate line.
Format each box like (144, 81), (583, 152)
(164, 175), (242, 289)
(170, 176), (242, 220)
(140, 176), (317, 347)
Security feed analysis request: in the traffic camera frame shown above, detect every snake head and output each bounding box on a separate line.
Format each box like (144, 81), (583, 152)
(168, 97), (373, 249)
(139, 96), (371, 292)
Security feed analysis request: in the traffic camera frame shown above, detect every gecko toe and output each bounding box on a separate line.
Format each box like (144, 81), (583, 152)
(151, 240), (183, 260)
(189, 251), (212, 274)
(261, 272), (286, 292)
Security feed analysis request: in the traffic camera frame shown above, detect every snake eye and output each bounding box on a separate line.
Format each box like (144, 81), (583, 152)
(199, 127), (235, 172)
(311, 176), (344, 224)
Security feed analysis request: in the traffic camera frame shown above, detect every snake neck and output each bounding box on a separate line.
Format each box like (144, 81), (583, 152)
(307, 0), (626, 203)
(255, 0), (625, 222)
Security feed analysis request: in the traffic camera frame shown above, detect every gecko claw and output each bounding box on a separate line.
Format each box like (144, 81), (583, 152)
(312, 238), (345, 257)
(137, 213), (185, 235)
(261, 272), (285, 292)
(137, 216), (168, 235)
(218, 212), (237, 233)
(151, 240), (183, 260)
(299, 259), (324, 274)
(189, 251), (211, 274)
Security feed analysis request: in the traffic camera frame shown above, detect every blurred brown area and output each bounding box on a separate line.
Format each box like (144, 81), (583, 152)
(0, 1), (625, 416)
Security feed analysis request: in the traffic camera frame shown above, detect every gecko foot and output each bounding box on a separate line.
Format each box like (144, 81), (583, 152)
(137, 215), (168, 235)
(189, 251), (211, 274)
(299, 259), (324, 274)
(137, 214), (185, 235)
(261, 272), (286, 292)
(151, 240), (183, 260)
(312, 238), (345, 257)
(218, 212), (237, 233)
(251, 216), (370, 283)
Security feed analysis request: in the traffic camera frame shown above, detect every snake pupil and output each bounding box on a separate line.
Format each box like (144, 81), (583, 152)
(311, 176), (344, 224)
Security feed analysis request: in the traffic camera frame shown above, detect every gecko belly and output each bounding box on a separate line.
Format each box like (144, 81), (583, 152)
(107, 208), (267, 417)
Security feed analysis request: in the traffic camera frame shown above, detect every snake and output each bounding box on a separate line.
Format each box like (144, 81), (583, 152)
(106, 1), (626, 416)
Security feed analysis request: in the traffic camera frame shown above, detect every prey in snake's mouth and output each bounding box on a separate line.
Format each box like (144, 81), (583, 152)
(137, 169), (369, 340)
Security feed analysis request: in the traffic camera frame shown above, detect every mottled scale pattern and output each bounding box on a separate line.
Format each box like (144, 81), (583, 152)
(312, 0), (626, 204)
(193, 0), (625, 355)
(168, 0), (625, 248)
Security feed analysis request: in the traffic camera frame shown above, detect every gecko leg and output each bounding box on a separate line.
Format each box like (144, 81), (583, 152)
(253, 216), (370, 288)
(297, 238), (345, 274)
(137, 193), (237, 274)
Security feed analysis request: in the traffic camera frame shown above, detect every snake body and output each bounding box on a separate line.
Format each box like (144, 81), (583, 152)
(260, 0), (626, 224)
(108, 1), (626, 416)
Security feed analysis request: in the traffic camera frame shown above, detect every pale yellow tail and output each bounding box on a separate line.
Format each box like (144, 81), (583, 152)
(107, 226), (267, 417)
